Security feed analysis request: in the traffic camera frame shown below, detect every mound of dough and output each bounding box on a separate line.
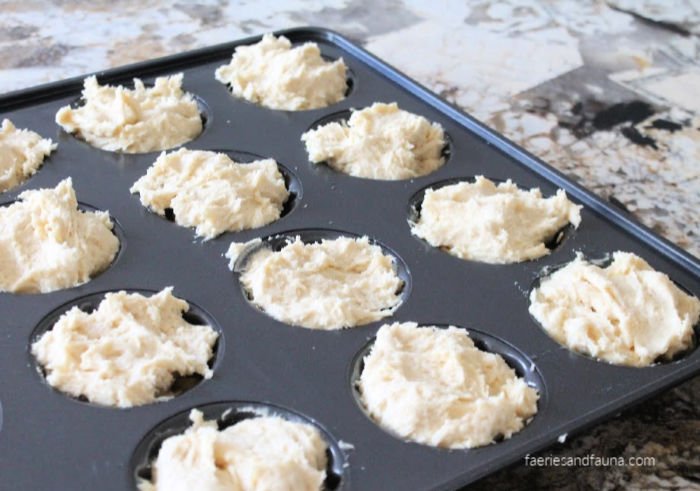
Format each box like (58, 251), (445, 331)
(301, 102), (445, 180)
(0, 119), (56, 192)
(411, 176), (582, 264)
(0, 178), (118, 293)
(358, 322), (538, 448)
(31, 288), (218, 407)
(226, 236), (404, 330)
(215, 33), (347, 111)
(530, 252), (700, 367)
(131, 149), (289, 239)
(139, 410), (327, 491)
(55, 74), (201, 153)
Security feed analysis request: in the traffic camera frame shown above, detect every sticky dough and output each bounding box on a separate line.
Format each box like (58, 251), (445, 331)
(0, 119), (56, 192)
(529, 252), (700, 367)
(31, 288), (218, 407)
(0, 178), (118, 293)
(139, 410), (327, 491)
(215, 33), (347, 110)
(226, 236), (404, 330)
(412, 176), (582, 263)
(55, 74), (202, 153)
(131, 149), (289, 239)
(358, 322), (539, 448)
(301, 102), (445, 180)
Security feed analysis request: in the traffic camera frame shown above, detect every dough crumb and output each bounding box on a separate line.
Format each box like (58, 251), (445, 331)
(301, 102), (445, 180)
(529, 252), (700, 366)
(55, 74), (202, 153)
(358, 322), (539, 448)
(234, 236), (404, 330)
(215, 33), (347, 111)
(0, 178), (119, 293)
(139, 410), (328, 491)
(131, 149), (288, 239)
(0, 119), (56, 192)
(411, 176), (582, 263)
(31, 288), (218, 407)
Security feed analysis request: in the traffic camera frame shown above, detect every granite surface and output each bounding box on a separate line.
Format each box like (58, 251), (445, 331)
(1, 1), (699, 489)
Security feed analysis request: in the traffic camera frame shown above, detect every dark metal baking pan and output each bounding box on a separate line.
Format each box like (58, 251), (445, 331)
(0, 27), (698, 491)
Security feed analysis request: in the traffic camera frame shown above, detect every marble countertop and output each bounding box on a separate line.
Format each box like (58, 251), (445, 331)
(1, 1), (699, 489)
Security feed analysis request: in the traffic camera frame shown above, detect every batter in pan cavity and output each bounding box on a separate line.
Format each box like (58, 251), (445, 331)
(301, 102), (445, 180)
(411, 176), (582, 263)
(0, 119), (56, 192)
(0, 178), (118, 294)
(215, 33), (347, 110)
(31, 288), (218, 407)
(530, 252), (700, 367)
(226, 236), (404, 330)
(130, 149), (289, 239)
(138, 410), (328, 491)
(55, 74), (201, 153)
(358, 322), (539, 448)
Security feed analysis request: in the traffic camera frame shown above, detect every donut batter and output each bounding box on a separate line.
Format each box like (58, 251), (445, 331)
(302, 102), (445, 180)
(529, 252), (700, 366)
(0, 178), (118, 293)
(227, 236), (404, 329)
(411, 176), (582, 263)
(56, 74), (201, 153)
(32, 288), (218, 407)
(139, 410), (327, 491)
(0, 119), (56, 192)
(358, 322), (539, 448)
(215, 33), (347, 111)
(131, 149), (288, 239)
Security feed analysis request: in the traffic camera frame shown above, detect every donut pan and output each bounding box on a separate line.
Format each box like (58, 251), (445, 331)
(1, 27), (699, 491)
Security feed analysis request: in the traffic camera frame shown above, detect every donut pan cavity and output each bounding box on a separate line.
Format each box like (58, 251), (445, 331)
(130, 401), (348, 490)
(29, 289), (224, 405)
(406, 176), (576, 256)
(0, 27), (699, 491)
(350, 325), (548, 446)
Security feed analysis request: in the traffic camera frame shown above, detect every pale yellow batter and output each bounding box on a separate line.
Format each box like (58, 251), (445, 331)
(139, 410), (328, 491)
(301, 102), (445, 180)
(530, 252), (700, 366)
(56, 74), (202, 153)
(226, 236), (404, 330)
(131, 149), (289, 239)
(358, 322), (539, 448)
(31, 288), (218, 407)
(411, 176), (582, 263)
(0, 119), (56, 192)
(215, 33), (347, 110)
(0, 178), (119, 294)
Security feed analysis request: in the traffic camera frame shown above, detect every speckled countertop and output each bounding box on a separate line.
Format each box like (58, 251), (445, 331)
(1, 1), (699, 489)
